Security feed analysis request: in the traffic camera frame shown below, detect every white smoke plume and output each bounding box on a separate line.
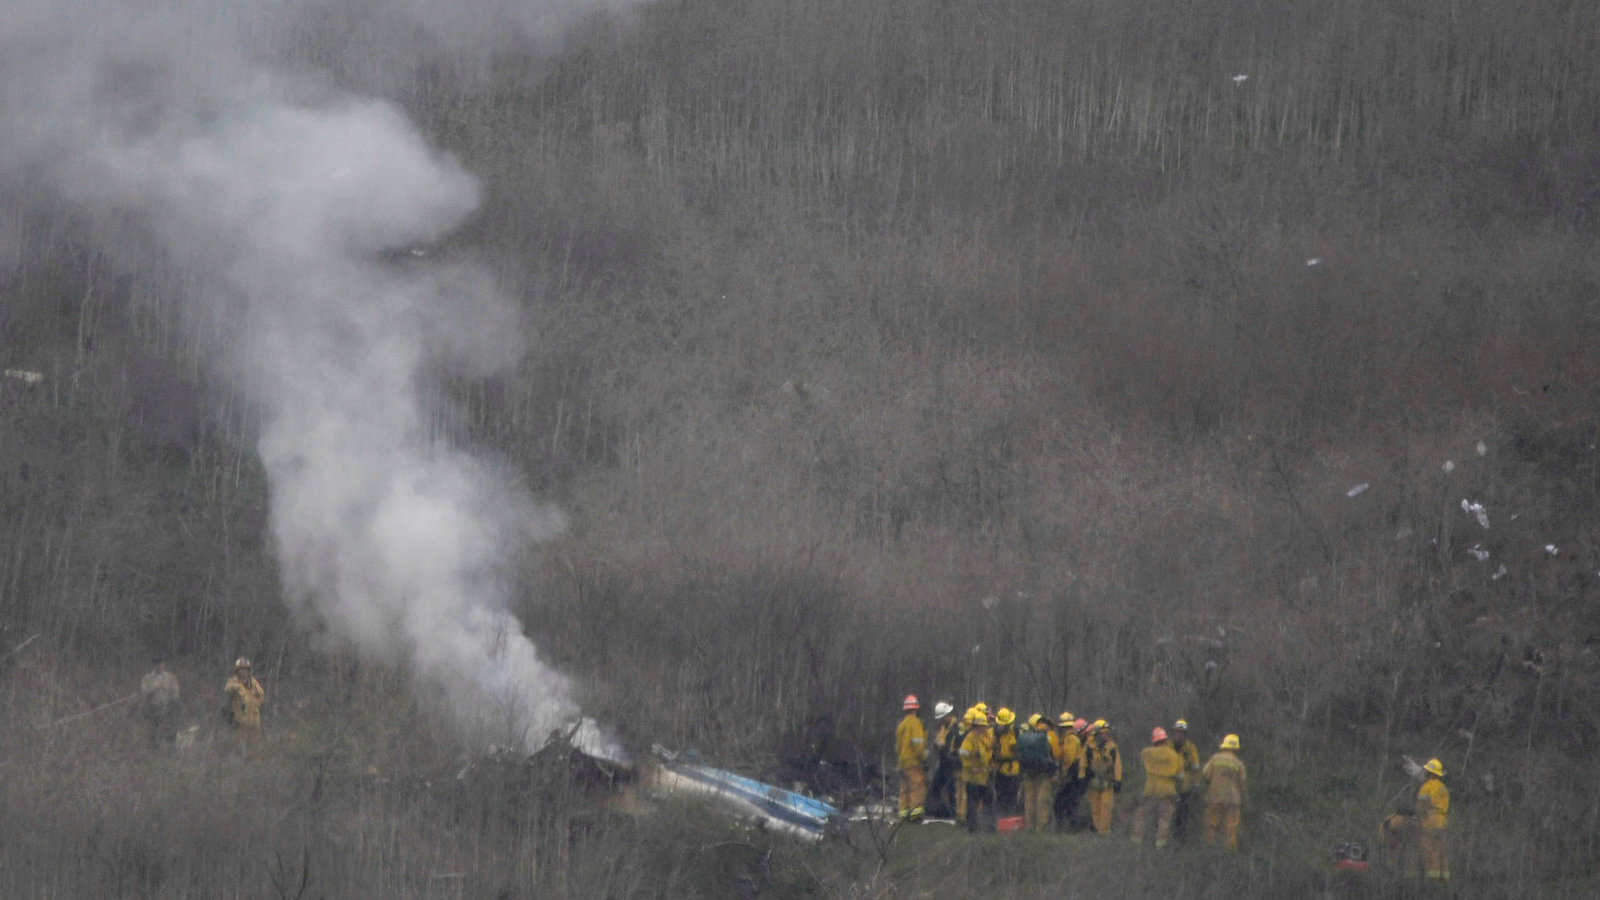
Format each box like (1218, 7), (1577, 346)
(2, 0), (620, 750)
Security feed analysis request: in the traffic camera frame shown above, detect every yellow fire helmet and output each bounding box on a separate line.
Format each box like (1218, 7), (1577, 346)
(1058, 711), (1074, 728)
(995, 708), (1016, 726)
(1220, 734), (1240, 750)
(1423, 758), (1445, 777)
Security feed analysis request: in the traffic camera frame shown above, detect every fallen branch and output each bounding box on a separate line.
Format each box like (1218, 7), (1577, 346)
(43, 693), (140, 728)
(1, 633), (39, 663)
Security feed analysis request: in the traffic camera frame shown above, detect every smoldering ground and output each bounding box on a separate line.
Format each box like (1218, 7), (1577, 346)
(0, 0), (624, 749)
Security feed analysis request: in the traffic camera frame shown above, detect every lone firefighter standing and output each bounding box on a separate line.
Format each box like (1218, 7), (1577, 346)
(895, 695), (928, 821)
(1417, 758), (1451, 882)
(223, 657), (265, 757)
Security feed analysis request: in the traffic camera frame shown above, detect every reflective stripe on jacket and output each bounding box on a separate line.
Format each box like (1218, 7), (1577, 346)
(1140, 744), (1184, 798)
(224, 675), (265, 728)
(1202, 750), (1247, 805)
(996, 727), (1020, 777)
(1417, 778), (1449, 830)
(896, 714), (927, 771)
(1086, 737), (1121, 785)
(1057, 732), (1083, 775)
(959, 729), (994, 785)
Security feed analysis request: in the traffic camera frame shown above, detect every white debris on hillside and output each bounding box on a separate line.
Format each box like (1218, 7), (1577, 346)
(1346, 483), (1368, 497)
(4, 369), (43, 385)
(1461, 499), (1489, 529)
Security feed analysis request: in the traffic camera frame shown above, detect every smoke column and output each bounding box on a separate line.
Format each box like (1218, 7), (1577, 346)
(1, 0), (619, 749)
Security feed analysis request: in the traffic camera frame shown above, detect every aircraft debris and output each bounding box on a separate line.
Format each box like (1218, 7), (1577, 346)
(1460, 500), (1489, 529)
(648, 745), (838, 840)
(1346, 483), (1368, 497)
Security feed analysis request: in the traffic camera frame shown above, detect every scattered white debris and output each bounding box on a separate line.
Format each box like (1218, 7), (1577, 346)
(1544, 544), (1559, 556)
(1469, 544), (1489, 562)
(4, 369), (43, 385)
(1231, 74), (1249, 83)
(1460, 499), (1489, 529)
(1492, 564), (1507, 580)
(1306, 257), (1323, 267)
(1476, 441), (1488, 457)
(1510, 514), (1518, 521)
(971, 644), (982, 655)
(1346, 483), (1368, 497)
(1442, 460), (1455, 473)
(980, 595), (999, 611)
(1396, 525), (1414, 541)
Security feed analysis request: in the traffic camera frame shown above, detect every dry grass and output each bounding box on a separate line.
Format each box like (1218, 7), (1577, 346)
(3, 0), (1600, 893)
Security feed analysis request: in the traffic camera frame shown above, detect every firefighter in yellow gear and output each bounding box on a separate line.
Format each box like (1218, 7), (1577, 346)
(1417, 758), (1450, 881)
(1132, 727), (1183, 847)
(1083, 720), (1122, 834)
(895, 695), (927, 820)
(1018, 714), (1058, 831)
(1201, 733), (1248, 850)
(1052, 712), (1087, 830)
(954, 705), (984, 822)
(223, 657), (265, 757)
(958, 710), (995, 832)
(1169, 719), (1201, 840)
(993, 708), (1021, 815)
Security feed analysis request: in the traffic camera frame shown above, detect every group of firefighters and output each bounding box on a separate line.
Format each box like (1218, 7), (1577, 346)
(894, 695), (1451, 880)
(140, 656), (266, 756)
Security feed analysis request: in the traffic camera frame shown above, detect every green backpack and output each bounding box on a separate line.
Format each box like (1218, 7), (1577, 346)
(1016, 728), (1055, 775)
